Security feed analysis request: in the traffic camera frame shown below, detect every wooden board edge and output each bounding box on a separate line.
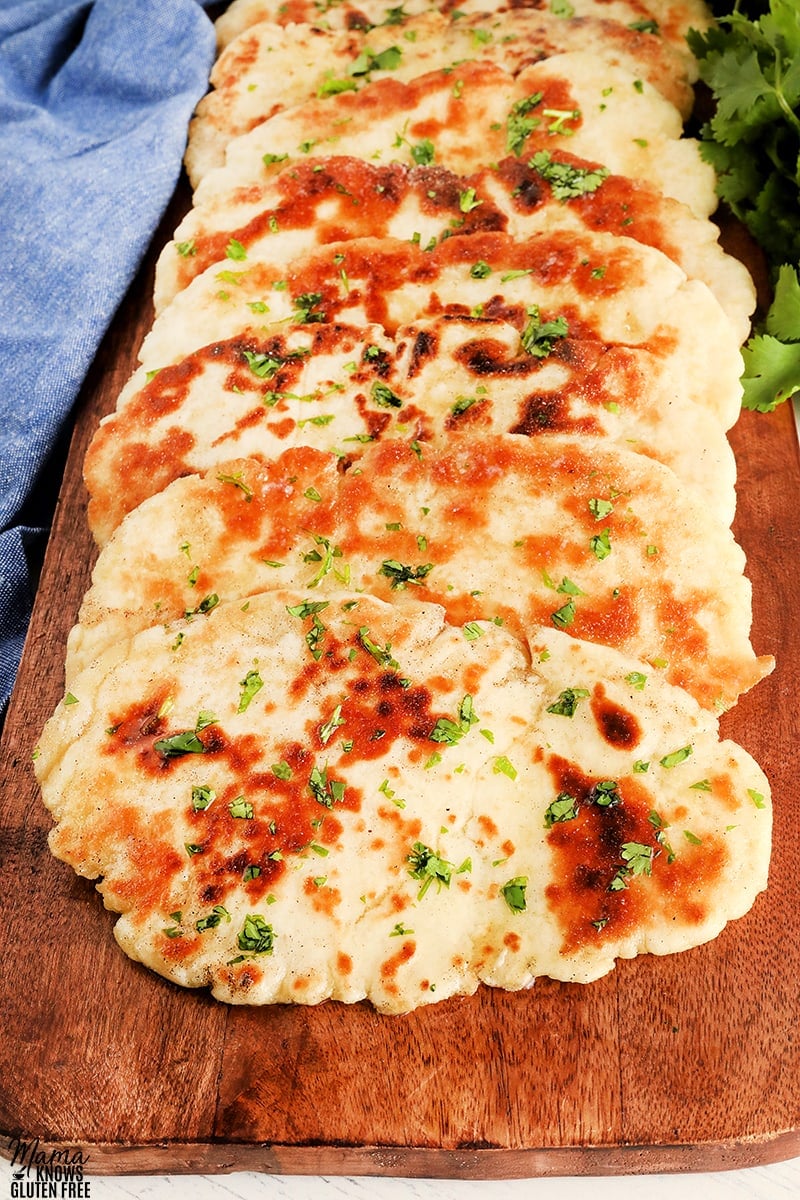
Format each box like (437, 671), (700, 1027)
(2, 1132), (799, 1179)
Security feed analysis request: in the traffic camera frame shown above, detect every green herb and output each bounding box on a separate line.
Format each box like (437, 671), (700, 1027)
(293, 291), (326, 323)
(238, 669), (263, 713)
(507, 91), (543, 155)
(237, 914), (275, 954)
(550, 598), (576, 629)
(226, 238), (247, 261)
(271, 761), (292, 780)
(309, 764), (346, 808)
(407, 842), (454, 898)
(588, 497), (614, 520)
(371, 381), (403, 408)
(378, 559), (434, 589)
(303, 533), (346, 587)
(191, 785), (216, 811)
(748, 787), (767, 808)
(429, 694), (478, 745)
(319, 704), (345, 745)
(184, 592), (220, 620)
(590, 528), (612, 560)
(196, 905), (230, 933)
(546, 686), (589, 717)
(410, 138), (435, 165)
(216, 470), (253, 499)
(175, 239), (196, 257)
(501, 876), (527, 912)
(688, 2), (800, 411)
(243, 865), (261, 882)
(358, 625), (399, 670)
(459, 187), (482, 213)
(493, 756), (518, 780)
(520, 305), (569, 357)
(528, 150), (608, 200)
(625, 671), (647, 690)
(318, 73), (359, 97)
(544, 792), (579, 827)
(591, 779), (621, 807)
(154, 711), (218, 759)
(349, 45), (403, 76)
(229, 796), (254, 819)
(470, 260), (492, 278)
(660, 745), (693, 769)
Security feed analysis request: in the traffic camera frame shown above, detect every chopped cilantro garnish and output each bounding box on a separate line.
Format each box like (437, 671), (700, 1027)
(196, 905), (230, 933)
(371, 381), (403, 408)
(550, 598), (576, 629)
(309, 764), (346, 808)
(237, 913), (275, 954)
(229, 796), (254, 819)
(493, 756), (518, 781)
(429, 695), (478, 746)
(544, 792), (578, 827)
(407, 841), (454, 899)
(660, 745), (693, 769)
(588, 497), (614, 521)
(237, 669), (263, 713)
(500, 876), (527, 913)
(191, 784), (216, 811)
(378, 559), (434, 589)
(529, 150), (608, 200)
(410, 138), (435, 165)
(507, 91), (543, 155)
(546, 686), (589, 717)
(591, 779), (621, 807)
(226, 238), (247, 261)
(519, 305), (569, 357)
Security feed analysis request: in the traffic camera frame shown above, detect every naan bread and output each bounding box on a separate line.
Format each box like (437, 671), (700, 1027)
(84, 314), (738, 547)
(186, 9), (693, 184)
(192, 54), (716, 218)
(69, 437), (772, 709)
(155, 154), (754, 340)
(215, 0), (713, 53)
(139, 231), (743, 416)
(40, 590), (772, 1012)
(37, 593), (771, 1014)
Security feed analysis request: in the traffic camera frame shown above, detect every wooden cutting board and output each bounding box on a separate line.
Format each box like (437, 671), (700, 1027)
(1, 183), (799, 1179)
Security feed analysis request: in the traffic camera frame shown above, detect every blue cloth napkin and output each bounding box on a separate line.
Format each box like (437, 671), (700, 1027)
(0, 0), (217, 714)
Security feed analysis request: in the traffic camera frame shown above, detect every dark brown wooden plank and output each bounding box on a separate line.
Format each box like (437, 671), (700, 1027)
(1, 192), (798, 1177)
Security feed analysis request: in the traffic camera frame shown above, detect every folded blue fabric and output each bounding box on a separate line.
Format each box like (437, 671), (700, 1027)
(0, 0), (216, 713)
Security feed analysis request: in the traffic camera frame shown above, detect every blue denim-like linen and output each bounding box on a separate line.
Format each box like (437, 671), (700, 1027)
(0, 0), (216, 713)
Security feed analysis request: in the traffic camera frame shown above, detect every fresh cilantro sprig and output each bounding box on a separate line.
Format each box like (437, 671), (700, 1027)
(688, 0), (800, 411)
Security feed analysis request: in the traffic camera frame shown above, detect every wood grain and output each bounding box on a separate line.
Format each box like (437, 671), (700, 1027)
(0, 182), (798, 1178)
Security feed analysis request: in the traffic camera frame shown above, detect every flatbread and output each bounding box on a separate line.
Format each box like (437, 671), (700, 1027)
(139, 231), (743, 415)
(155, 154), (754, 340)
(215, 0), (713, 53)
(84, 314), (738, 547)
(37, 592), (771, 1014)
(192, 54), (716, 218)
(186, 9), (694, 184)
(68, 437), (773, 709)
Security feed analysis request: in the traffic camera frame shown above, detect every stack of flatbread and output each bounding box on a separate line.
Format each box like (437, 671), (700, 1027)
(35, 0), (775, 1014)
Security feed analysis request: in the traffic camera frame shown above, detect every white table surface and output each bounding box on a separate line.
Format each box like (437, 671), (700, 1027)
(3, 1153), (800, 1200)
